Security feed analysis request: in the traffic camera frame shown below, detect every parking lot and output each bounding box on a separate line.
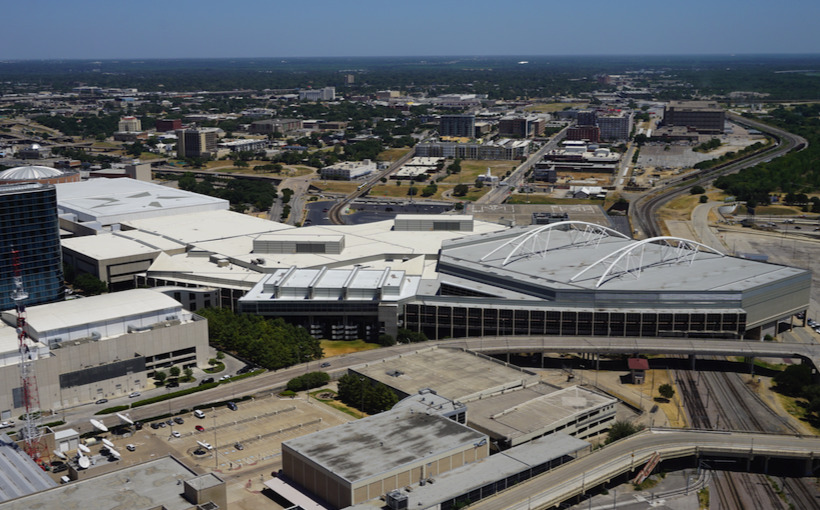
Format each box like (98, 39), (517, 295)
(65, 393), (353, 508)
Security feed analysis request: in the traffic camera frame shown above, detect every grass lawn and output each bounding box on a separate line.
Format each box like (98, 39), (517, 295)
(736, 204), (809, 216)
(311, 388), (368, 419)
(659, 194), (702, 222)
(441, 160), (518, 184)
(524, 102), (588, 113)
(378, 147), (412, 162)
(313, 181), (360, 194)
(138, 152), (162, 160)
(320, 339), (380, 357)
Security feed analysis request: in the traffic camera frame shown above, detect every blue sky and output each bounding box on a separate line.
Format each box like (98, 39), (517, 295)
(3, 0), (819, 59)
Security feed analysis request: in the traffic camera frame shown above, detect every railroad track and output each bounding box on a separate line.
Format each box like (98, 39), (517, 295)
(631, 114), (806, 239)
(674, 358), (817, 510)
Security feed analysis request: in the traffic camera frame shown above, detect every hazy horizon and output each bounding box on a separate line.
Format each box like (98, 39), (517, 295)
(3, 0), (819, 60)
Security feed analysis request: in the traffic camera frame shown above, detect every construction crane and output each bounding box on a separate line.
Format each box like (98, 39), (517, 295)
(10, 248), (46, 463)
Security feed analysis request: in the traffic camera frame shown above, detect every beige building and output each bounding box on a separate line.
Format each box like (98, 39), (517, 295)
(282, 408), (489, 509)
(0, 289), (209, 417)
(176, 127), (219, 158)
(117, 116), (142, 132)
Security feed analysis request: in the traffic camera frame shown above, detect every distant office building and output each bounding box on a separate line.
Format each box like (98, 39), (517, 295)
(218, 139), (268, 153)
(566, 125), (601, 143)
(155, 118), (182, 132)
(320, 159), (377, 180)
(439, 114), (476, 138)
(249, 118), (303, 136)
(498, 115), (546, 138)
(664, 101), (725, 133)
(18, 143), (51, 160)
(299, 86), (335, 101)
(0, 183), (63, 311)
(375, 90), (400, 100)
(597, 111), (633, 141)
(416, 138), (529, 160)
(577, 110), (598, 127)
(118, 116), (141, 132)
(175, 127), (219, 158)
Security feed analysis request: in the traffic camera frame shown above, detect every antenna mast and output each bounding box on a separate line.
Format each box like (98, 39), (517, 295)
(10, 248), (46, 463)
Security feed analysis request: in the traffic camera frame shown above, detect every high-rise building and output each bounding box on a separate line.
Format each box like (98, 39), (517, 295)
(155, 118), (182, 132)
(663, 101), (725, 134)
(176, 128), (219, 159)
(498, 115), (546, 138)
(299, 87), (336, 101)
(439, 114), (476, 138)
(118, 116), (141, 132)
(577, 110), (598, 127)
(0, 183), (63, 311)
(597, 111), (634, 141)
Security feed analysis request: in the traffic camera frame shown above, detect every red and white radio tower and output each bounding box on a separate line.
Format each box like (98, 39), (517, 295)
(10, 248), (46, 463)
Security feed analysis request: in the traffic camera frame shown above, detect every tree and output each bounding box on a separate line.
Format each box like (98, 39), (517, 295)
(397, 328), (428, 344)
(474, 179), (484, 189)
(690, 185), (705, 195)
(154, 371), (167, 384)
(447, 158), (462, 174)
(337, 374), (398, 414)
(658, 383), (675, 401)
(183, 367), (194, 382)
(378, 334), (396, 346)
(605, 421), (643, 444)
(286, 371), (330, 392)
(169, 366), (181, 378)
(773, 364), (812, 396)
(407, 186), (418, 196)
(453, 184), (469, 197)
(74, 273), (108, 295)
(699, 195), (709, 203)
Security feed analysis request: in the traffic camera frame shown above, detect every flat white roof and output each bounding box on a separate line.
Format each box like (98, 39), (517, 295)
(56, 178), (229, 224)
(123, 209), (293, 245)
(1, 289), (182, 336)
(61, 232), (161, 260)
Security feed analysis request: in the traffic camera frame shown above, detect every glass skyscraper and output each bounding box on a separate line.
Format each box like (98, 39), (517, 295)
(0, 183), (64, 311)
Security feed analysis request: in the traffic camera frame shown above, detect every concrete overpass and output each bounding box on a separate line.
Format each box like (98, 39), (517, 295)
(442, 336), (819, 371)
(471, 428), (820, 510)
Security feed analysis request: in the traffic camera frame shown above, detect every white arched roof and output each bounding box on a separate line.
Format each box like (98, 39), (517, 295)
(570, 236), (725, 288)
(0, 165), (64, 180)
(479, 221), (631, 266)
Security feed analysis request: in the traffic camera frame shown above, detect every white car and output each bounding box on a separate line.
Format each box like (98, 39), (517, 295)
(126, 444), (136, 452)
(171, 431), (181, 438)
(128, 392), (141, 398)
(201, 442), (213, 450)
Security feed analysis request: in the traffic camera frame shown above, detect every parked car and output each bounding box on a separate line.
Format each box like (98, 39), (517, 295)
(95, 399), (108, 405)
(158, 421), (167, 428)
(195, 425), (205, 432)
(194, 410), (205, 419)
(135, 421), (143, 430)
(200, 442), (213, 450)
(150, 422), (160, 430)
(227, 401), (237, 411)
(199, 377), (215, 386)
(166, 381), (179, 388)
(128, 392), (141, 398)
(173, 417), (184, 425)
(171, 431), (181, 438)
(126, 444), (136, 452)
(235, 442), (244, 450)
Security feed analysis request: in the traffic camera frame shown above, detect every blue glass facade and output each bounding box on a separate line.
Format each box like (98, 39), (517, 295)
(0, 184), (64, 311)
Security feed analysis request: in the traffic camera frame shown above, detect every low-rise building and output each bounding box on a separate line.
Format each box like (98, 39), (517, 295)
(249, 118), (303, 135)
(320, 159), (377, 180)
(663, 100), (725, 134)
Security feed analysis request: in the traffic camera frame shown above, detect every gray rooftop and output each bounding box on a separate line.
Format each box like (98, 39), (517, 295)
(0, 434), (56, 502)
(352, 348), (539, 402)
(439, 225), (808, 294)
(467, 384), (616, 443)
(0, 456), (205, 510)
(283, 408), (486, 484)
(351, 433), (588, 510)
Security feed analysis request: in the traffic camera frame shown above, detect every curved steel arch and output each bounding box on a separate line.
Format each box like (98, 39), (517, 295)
(478, 221), (630, 266)
(569, 236), (725, 288)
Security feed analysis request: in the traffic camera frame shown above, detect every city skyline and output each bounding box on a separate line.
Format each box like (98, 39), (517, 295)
(2, 0), (820, 60)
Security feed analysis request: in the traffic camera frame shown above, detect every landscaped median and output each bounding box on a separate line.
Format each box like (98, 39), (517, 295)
(95, 369), (265, 415)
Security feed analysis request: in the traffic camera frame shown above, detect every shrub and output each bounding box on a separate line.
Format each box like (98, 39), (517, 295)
(286, 371), (330, 392)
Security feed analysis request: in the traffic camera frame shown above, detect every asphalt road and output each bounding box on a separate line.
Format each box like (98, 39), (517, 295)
(69, 336), (818, 434)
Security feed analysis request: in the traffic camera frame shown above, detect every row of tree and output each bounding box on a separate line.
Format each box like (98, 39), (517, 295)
(197, 308), (322, 370)
(337, 374), (398, 415)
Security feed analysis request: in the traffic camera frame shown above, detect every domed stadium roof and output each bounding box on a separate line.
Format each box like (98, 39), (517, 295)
(0, 165), (65, 180)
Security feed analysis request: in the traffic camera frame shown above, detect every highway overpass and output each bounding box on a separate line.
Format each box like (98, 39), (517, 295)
(472, 428), (820, 510)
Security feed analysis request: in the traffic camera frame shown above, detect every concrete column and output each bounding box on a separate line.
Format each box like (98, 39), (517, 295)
(689, 354), (696, 371)
(763, 456), (769, 474)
